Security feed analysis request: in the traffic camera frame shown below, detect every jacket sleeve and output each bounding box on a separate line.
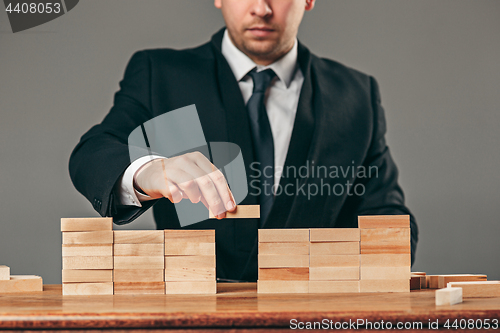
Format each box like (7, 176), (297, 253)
(68, 51), (157, 224)
(354, 76), (419, 265)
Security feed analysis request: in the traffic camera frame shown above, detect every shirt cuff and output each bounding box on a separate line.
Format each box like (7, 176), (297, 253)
(115, 155), (165, 207)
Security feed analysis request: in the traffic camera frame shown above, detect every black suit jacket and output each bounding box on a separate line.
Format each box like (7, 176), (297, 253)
(69, 28), (418, 281)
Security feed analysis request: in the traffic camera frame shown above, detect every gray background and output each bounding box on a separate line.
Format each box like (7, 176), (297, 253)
(0, 1), (499, 284)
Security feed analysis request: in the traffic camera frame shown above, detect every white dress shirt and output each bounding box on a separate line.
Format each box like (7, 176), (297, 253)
(116, 30), (304, 206)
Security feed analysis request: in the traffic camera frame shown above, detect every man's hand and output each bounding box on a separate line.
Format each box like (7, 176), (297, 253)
(133, 152), (236, 219)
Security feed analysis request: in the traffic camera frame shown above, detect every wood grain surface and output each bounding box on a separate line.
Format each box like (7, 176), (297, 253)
(0, 283), (499, 330)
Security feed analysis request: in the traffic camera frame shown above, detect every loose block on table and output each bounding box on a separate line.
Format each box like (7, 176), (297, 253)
(62, 231), (113, 245)
(435, 287), (462, 306)
(447, 281), (500, 298)
(62, 270), (113, 283)
(165, 281), (217, 294)
(0, 275), (43, 293)
(309, 242), (360, 255)
(165, 242), (215, 256)
(113, 256), (164, 270)
(427, 275), (439, 289)
(165, 267), (216, 282)
(360, 266), (410, 280)
(309, 255), (359, 267)
(61, 217), (112, 232)
(309, 281), (360, 293)
(257, 280), (309, 294)
(114, 269), (164, 282)
(62, 282), (113, 295)
(258, 255), (309, 268)
(411, 272), (426, 289)
(114, 282), (165, 295)
(310, 228), (360, 242)
(437, 274), (487, 289)
(259, 242), (309, 255)
(114, 230), (164, 244)
(258, 267), (309, 281)
(360, 279), (409, 293)
(113, 243), (163, 256)
(360, 254), (410, 267)
(358, 215), (410, 228)
(164, 230), (215, 243)
(62, 244), (113, 257)
(0, 265), (10, 280)
(309, 267), (359, 281)
(258, 229), (310, 243)
(410, 276), (421, 290)
(62, 256), (113, 270)
(164, 256), (215, 269)
(209, 205), (260, 219)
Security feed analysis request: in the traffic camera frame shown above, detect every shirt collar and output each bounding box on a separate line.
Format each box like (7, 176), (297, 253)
(221, 29), (298, 88)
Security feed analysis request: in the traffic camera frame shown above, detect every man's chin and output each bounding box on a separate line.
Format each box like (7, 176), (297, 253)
(242, 40), (280, 59)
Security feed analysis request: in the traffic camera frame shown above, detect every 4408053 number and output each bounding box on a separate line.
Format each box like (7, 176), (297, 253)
(443, 318), (499, 330)
(5, 2), (62, 14)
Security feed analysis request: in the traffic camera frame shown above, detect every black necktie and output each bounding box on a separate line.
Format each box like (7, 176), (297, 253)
(246, 68), (276, 225)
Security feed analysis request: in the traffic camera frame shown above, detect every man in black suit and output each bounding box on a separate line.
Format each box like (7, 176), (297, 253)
(69, 0), (418, 281)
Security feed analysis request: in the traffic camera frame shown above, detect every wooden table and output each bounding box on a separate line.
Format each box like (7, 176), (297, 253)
(0, 283), (499, 331)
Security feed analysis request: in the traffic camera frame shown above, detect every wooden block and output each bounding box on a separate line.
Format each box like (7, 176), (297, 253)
(258, 255), (309, 268)
(360, 266), (410, 280)
(113, 256), (164, 270)
(0, 276), (43, 293)
(437, 274), (487, 289)
(411, 275), (426, 289)
(164, 256), (215, 269)
(114, 282), (165, 295)
(61, 217), (112, 232)
(257, 280), (308, 294)
(259, 242), (309, 255)
(62, 231), (113, 244)
(360, 254), (410, 267)
(258, 229), (309, 243)
(309, 242), (359, 255)
(258, 268), (309, 281)
(309, 267), (359, 281)
(62, 282), (113, 295)
(310, 255), (359, 267)
(309, 281), (360, 293)
(62, 257), (113, 270)
(447, 281), (500, 298)
(113, 230), (164, 244)
(62, 245), (113, 257)
(360, 279), (409, 292)
(62, 270), (113, 283)
(209, 205), (260, 219)
(360, 228), (410, 254)
(114, 269), (164, 282)
(113, 244), (163, 256)
(165, 267), (216, 281)
(410, 276), (421, 290)
(358, 215), (410, 228)
(427, 275), (439, 289)
(310, 228), (360, 242)
(164, 242), (215, 256)
(435, 287), (462, 306)
(164, 230), (215, 243)
(0, 265), (10, 280)
(165, 281), (216, 294)
(411, 271), (426, 276)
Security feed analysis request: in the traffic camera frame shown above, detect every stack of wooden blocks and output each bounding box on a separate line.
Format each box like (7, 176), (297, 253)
(358, 215), (411, 292)
(257, 229), (310, 293)
(61, 218), (216, 295)
(62, 218), (114, 295)
(257, 215), (411, 293)
(309, 228), (361, 293)
(0, 265), (43, 293)
(114, 230), (165, 295)
(164, 230), (216, 294)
